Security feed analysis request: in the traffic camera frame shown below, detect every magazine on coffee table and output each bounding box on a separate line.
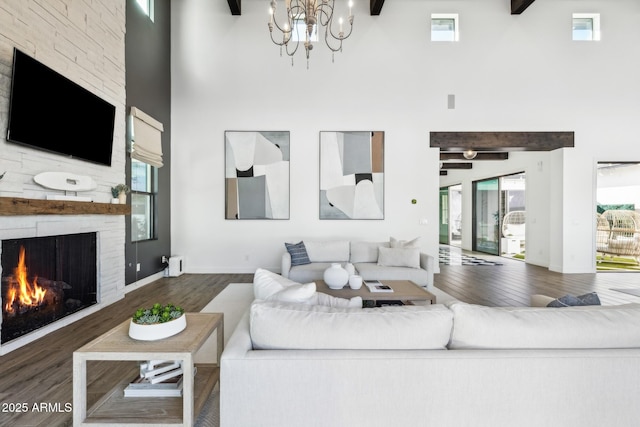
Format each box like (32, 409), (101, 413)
(364, 280), (393, 293)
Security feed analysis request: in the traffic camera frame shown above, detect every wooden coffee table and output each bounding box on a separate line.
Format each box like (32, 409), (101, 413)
(316, 279), (436, 305)
(73, 312), (223, 426)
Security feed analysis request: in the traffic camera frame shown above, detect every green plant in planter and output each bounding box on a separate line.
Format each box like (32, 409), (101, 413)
(112, 183), (130, 197)
(133, 303), (184, 324)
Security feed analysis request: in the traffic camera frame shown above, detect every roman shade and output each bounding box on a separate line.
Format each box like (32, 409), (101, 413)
(130, 107), (164, 168)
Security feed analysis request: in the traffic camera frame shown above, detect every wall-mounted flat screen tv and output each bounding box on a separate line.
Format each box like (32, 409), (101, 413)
(6, 48), (116, 166)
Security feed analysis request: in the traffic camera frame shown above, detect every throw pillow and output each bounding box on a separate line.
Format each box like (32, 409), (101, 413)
(284, 241), (311, 266)
(389, 236), (421, 248)
(377, 246), (420, 269)
(267, 282), (317, 303)
(314, 293), (363, 308)
(254, 268), (361, 308)
(253, 268), (303, 300)
(547, 292), (601, 307)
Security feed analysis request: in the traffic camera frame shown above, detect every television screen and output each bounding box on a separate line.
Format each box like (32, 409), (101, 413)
(6, 48), (116, 166)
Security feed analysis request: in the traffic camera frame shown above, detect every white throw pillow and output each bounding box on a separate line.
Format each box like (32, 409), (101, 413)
(254, 268), (360, 307)
(390, 236), (421, 248)
(267, 282), (317, 303)
(377, 246), (420, 269)
(253, 268), (302, 300)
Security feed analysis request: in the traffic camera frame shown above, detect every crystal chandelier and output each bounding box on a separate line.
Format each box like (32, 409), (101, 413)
(268, 0), (354, 67)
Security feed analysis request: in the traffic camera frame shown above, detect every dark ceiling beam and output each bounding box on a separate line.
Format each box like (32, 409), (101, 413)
(440, 152), (510, 161)
(227, 0), (241, 15)
(511, 0), (536, 15)
(371, 0), (385, 15)
(430, 131), (574, 152)
(441, 162), (473, 170)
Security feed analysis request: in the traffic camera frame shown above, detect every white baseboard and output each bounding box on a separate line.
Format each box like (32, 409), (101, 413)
(125, 271), (166, 294)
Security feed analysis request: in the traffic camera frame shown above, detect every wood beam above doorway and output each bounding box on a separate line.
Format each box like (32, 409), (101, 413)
(430, 131), (574, 152)
(511, 0), (536, 14)
(371, 0), (385, 15)
(441, 162), (473, 170)
(227, 0), (241, 15)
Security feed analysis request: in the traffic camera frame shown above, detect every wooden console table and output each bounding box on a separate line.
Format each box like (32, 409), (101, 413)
(73, 313), (223, 426)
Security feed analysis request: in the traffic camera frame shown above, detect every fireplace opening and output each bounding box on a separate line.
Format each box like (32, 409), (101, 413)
(1, 232), (97, 344)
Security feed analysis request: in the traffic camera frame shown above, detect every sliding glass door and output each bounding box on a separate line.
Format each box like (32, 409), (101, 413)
(439, 188), (449, 245)
(473, 173), (526, 257)
(473, 178), (500, 255)
(439, 185), (463, 247)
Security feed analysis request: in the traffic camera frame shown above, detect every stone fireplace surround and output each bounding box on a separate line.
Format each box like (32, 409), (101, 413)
(0, 212), (125, 355)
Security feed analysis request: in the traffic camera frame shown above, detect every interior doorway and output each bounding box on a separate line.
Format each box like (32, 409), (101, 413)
(472, 172), (526, 258)
(596, 162), (640, 272)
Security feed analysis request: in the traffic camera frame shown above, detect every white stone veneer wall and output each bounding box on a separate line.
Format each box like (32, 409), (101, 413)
(0, 1), (126, 354)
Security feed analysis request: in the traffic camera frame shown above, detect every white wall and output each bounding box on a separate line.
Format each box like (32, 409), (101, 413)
(171, 0), (640, 275)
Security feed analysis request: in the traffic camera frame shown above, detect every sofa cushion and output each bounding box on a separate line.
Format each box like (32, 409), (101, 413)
(448, 302), (640, 349)
(377, 247), (420, 269)
(284, 241), (311, 266)
(389, 236), (420, 248)
(250, 300), (453, 350)
(304, 240), (350, 262)
(350, 241), (389, 263)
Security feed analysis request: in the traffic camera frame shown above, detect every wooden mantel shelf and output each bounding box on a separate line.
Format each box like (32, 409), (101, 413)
(0, 197), (130, 216)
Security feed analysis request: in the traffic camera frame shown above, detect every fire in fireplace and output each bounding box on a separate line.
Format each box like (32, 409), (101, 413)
(4, 246), (48, 314)
(1, 233), (98, 344)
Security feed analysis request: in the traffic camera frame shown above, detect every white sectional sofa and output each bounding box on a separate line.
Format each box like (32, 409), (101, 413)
(221, 279), (640, 427)
(281, 239), (435, 287)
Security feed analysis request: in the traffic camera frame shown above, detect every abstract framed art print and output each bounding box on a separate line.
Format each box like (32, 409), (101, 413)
(319, 131), (384, 219)
(225, 131), (290, 219)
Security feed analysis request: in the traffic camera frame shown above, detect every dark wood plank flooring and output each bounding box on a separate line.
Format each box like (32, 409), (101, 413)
(1, 257), (639, 426)
(435, 246), (640, 306)
(0, 273), (252, 427)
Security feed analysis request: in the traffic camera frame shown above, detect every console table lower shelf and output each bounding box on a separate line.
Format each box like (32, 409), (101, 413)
(73, 313), (224, 426)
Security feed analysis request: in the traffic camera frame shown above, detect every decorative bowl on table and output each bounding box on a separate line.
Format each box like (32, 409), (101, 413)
(128, 303), (186, 341)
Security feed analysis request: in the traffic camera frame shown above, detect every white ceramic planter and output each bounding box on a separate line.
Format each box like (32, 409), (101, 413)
(128, 314), (187, 341)
(324, 263), (349, 289)
(349, 275), (363, 290)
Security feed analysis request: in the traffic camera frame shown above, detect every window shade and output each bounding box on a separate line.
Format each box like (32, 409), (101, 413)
(130, 107), (164, 168)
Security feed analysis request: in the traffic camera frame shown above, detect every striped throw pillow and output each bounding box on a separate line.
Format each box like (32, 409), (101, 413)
(285, 241), (311, 266)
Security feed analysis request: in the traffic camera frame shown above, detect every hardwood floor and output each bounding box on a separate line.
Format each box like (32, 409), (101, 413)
(1, 256), (639, 426)
(0, 273), (252, 427)
(435, 245), (640, 307)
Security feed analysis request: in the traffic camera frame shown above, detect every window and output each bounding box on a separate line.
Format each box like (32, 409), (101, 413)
(290, 17), (318, 43)
(136, 0), (154, 22)
(573, 13), (600, 41)
(431, 14), (459, 42)
(131, 159), (157, 242)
